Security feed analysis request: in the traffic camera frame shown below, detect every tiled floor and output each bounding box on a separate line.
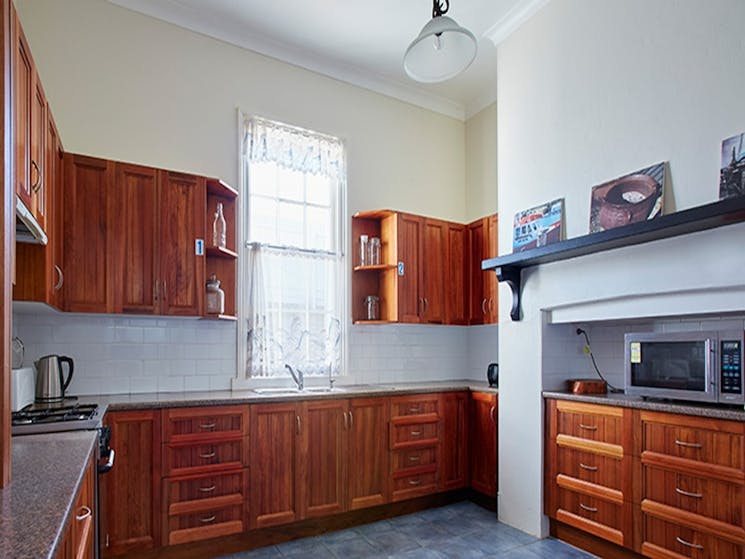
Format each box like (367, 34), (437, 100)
(219, 502), (596, 558)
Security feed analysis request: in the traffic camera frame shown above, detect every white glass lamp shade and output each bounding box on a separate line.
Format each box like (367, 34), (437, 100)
(404, 15), (477, 83)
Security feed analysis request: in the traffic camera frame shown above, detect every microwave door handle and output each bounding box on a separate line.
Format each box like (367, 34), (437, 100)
(707, 339), (717, 391)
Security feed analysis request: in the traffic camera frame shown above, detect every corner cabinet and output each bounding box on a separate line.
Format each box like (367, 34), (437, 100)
(470, 391), (498, 497)
(468, 214), (498, 325)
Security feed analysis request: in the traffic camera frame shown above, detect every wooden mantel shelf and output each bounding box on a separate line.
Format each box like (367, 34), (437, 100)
(482, 196), (745, 321)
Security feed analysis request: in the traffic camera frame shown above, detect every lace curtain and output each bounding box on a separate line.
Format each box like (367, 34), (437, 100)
(243, 116), (345, 378)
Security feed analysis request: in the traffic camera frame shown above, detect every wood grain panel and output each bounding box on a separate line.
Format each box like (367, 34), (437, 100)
(165, 469), (247, 509)
(485, 214), (499, 323)
(641, 514), (744, 558)
(440, 391), (468, 490)
(444, 222), (467, 325)
(396, 213), (422, 323)
(391, 470), (438, 501)
(467, 217), (486, 325)
(391, 395), (440, 417)
(470, 392), (497, 497)
(390, 420), (438, 449)
(393, 447), (437, 471)
(163, 406), (248, 443)
(557, 446), (623, 491)
(556, 488), (625, 546)
(11, 2), (31, 209)
(113, 163), (159, 314)
(556, 400), (624, 446)
(164, 439), (245, 477)
(422, 218), (445, 323)
(348, 397), (390, 510)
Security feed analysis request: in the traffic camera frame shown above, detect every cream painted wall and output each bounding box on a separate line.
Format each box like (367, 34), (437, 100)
(496, 0), (745, 537)
(465, 103), (498, 222)
(16, 0), (466, 222)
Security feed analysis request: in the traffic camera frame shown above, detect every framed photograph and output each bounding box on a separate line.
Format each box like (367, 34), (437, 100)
(720, 132), (745, 199)
(512, 198), (564, 253)
(589, 162), (665, 233)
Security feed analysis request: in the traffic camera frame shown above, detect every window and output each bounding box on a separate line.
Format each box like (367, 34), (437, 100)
(241, 116), (346, 379)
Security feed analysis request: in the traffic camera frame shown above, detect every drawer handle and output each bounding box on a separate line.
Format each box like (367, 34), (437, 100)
(579, 503), (597, 513)
(579, 463), (598, 472)
(408, 479), (422, 486)
(408, 455), (422, 462)
(199, 422), (216, 430)
(675, 487), (703, 499)
(408, 406), (421, 413)
(675, 439), (702, 449)
(410, 430), (422, 436)
(676, 537), (704, 551)
(199, 451), (216, 459)
(199, 485), (217, 493)
(76, 506), (92, 521)
(200, 515), (216, 524)
(579, 424), (598, 431)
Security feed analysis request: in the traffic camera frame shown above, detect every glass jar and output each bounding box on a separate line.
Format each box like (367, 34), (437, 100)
(359, 235), (369, 267)
(364, 295), (380, 321)
(368, 237), (381, 266)
(206, 274), (225, 315)
(213, 202), (227, 248)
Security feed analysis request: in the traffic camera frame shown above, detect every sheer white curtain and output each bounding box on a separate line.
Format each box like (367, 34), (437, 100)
(243, 116), (345, 379)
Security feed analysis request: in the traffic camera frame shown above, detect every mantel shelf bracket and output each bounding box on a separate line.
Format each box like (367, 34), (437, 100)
(495, 266), (521, 321)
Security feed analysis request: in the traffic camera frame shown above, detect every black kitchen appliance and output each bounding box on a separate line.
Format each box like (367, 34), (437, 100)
(487, 363), (499, 387)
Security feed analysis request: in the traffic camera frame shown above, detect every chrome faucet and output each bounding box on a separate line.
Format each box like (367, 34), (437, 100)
(285, 364), (304, 391)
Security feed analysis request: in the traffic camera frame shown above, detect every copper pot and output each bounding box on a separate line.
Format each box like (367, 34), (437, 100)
(598, 174), (660, 230)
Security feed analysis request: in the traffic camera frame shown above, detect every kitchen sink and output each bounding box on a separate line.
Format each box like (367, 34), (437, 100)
(303, 386), (346, 393)
(251, 386), (346, 395)
(251, 387), (302, 395)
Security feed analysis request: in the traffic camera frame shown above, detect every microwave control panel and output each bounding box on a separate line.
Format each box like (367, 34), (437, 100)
(720, 340), (743, 395)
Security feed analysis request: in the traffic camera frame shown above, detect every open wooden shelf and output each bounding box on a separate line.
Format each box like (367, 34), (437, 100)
(206, 246), (238, 259)
(353, 264), (396, 272)
(482, 195), (745, 321)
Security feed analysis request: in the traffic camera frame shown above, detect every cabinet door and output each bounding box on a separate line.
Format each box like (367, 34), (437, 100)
(299, 399), (348, 519)
(12, 4), (32, 210)
(30, 71), (47, 230)
(72, 457), (96, 559)
(470, 392), (497, 497)
(485, 214), (499, 323)
(62, 154), (114, 313)
(348, 397), (389, 510)
(422, 219), (446, 324)
(249, 403), (299, 528)
(158, 171), (205, 316)
(101, 410), (161, 557)
(445, 222), (468, 325)
(441, 392), (468, 490)
(468, 218), (486, 325)
(113, 164), (159, 314)
(47, 114), (63, 308)
(397, 213), (423, 323)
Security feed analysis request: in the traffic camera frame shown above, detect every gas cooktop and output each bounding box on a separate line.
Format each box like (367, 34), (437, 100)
(11, 403), (102, 435)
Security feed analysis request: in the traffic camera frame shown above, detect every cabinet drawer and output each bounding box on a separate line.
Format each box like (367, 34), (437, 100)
(165, 469), (247, 508)
(167, 502), (244, 546)
(391, 395), (439, 417)
(641, 515), (744, 559)
(390, 421), (439, 449)
(164, 439), (247, 476)
(556, 401), (623, 446)
(640, 413), (743, 472)
(391, 470), (438, 501)
(392, 447), (437, 472)
(555, 487), (624, 546)
(556, 447), (622, 492)
(163, 406), (248, 442)
(643, 465), (744, 529)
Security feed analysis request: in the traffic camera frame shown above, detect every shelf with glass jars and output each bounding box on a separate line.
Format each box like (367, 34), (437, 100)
(203, 178), (238, 321)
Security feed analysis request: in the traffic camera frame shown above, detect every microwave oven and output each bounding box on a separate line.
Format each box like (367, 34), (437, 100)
(624, 330), (744, 405)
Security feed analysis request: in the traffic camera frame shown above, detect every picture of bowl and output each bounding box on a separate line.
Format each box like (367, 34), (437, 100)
(598, 174), (661, 230)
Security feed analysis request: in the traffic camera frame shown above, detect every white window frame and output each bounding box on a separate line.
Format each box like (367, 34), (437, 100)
(232, 111), (349, 389)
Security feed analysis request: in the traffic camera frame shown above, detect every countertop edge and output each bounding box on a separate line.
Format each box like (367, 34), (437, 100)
(543, 391), (745, 422)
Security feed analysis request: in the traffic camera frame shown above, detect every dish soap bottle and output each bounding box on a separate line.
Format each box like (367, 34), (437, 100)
(213, 202), (227, 248)
(206, 275), (225, 315)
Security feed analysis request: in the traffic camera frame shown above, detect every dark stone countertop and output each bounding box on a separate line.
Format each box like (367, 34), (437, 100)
(77, 380), (498, 411)
(0, 431), (97, 559)
(543, 391), (745, 422)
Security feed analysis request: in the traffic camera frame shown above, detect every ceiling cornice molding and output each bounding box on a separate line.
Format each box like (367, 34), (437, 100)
(483, 0), (550, 46)
(108, 0), (467, 120)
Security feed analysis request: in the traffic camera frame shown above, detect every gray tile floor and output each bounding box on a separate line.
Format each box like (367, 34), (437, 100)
(219, 502), (596, 558)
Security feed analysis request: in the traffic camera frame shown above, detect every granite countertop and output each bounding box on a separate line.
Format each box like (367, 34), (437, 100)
(543, 391), (745, 422)
(79, 380), (498, 411)
(0, 431), (97, 559)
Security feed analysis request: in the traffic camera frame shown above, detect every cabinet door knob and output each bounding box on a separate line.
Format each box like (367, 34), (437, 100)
(675, 486), (703, 499)
(579, 503), (597, 513)
(31, 159), (42, 193)
(579, 463), (598, 472)
(200, 515), (217, 524)
(675, 537), (703, 550)
(199, 484), (217, 493)
(579, 423), (598, 431)
(199, 450), (216, 459)
(53, 265), (64, 291)
(481, 298), (487, 314)
(674, 439), (702, 449)
(408, 478), (422, 486)
(199, 422), (217, 430)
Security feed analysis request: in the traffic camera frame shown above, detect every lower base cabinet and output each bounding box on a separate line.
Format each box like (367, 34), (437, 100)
(55, 452), (96, 559)
(470, 392), (497, 497)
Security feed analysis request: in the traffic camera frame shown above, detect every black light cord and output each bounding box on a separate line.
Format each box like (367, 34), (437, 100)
(575, 328), (623, 393)
(432, 0), (449, 18)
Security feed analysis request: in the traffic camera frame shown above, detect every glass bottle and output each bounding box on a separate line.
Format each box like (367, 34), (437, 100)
(213, 202), (227, 248)
(365, 295), (380, 320)
(206, 274), (225, 315)
(368, 237), (381, 266)
(359, 235), (369, 267)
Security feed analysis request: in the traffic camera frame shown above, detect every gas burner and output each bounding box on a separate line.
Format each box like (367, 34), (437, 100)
(11, 403), (101, 435)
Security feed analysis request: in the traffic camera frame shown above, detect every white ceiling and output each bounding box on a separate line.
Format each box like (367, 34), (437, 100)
(108, 0), (549, 120)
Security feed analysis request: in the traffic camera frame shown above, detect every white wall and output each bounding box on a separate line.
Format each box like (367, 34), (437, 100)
(465, 103), (498, 222)
(496, 0), (745, 536)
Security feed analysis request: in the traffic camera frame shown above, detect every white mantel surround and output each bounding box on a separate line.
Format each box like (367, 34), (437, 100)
(495, 0), (745, 539)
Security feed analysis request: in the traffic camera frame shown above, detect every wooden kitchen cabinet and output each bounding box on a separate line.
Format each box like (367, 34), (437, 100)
(468, 214), (498, 324)
(441, 391), (469, 491)
(204, 178), (238, 320)
(445, 223), (468, 325)
(249, 402), (301, 529)
(470, 391), (497, 497)
(348, 397), (390, 509)
(62, 153), (115, 313)
(55, 452), (96, 559)
(101, 410), (162, 557)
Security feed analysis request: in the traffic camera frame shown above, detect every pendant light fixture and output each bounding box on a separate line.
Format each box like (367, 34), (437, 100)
(403, 0), (477, 83)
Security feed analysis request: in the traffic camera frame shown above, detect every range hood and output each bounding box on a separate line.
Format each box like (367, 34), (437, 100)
(16, 198), (47, 245)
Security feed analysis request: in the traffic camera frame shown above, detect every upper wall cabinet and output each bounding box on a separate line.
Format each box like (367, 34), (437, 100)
(468, 214), (498, 325)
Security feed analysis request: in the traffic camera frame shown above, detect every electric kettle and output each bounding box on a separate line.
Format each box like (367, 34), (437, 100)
(35, 355), (74, 403)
